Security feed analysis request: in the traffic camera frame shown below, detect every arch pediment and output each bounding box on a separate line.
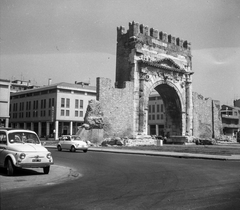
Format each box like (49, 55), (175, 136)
(153, 58), (181, 70)
(140, 58), (186, 73)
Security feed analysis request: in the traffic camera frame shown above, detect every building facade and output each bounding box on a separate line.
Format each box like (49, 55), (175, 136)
(0, 79), (11, 127)
(220, 105), (240, 139)
(10, 82), (96, 140)
(148, 91), (166, 136)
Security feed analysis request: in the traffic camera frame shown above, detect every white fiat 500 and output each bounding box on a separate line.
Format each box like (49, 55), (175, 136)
(57, 135), (88, 153)
(0, 128), (53, 176)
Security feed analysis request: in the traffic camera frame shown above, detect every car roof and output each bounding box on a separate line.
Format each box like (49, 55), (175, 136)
(0, 127), (14, 131)
(0, 128), (36, 133)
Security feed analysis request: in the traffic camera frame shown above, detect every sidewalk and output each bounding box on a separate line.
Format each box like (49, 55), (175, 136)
(87, 147), (240, 161)
(0, 165), (80, 192)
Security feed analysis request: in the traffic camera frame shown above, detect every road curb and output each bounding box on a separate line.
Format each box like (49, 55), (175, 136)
(45, 145), (240, 161)
(87, 147), (240, 161)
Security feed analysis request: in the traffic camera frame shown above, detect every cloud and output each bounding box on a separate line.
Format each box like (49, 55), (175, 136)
(192, 47), (240, 104)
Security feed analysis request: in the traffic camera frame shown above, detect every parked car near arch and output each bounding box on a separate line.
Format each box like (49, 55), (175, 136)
(57, 135), (88, 153)
(0, 128), (54, 176)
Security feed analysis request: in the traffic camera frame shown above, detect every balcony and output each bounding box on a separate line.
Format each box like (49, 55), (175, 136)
(221, 114), (239, 119)
(222, 123), (240, 128)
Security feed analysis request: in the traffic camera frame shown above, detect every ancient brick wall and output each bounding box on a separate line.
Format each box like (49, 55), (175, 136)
(97, 77), (135, 138)
(192, 92), (222, 138)
(192, 92), (213, 138)
(212, 100), (223, 138)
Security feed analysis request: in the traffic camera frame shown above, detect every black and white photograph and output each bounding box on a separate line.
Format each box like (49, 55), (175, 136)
(1, 0), (240, 209)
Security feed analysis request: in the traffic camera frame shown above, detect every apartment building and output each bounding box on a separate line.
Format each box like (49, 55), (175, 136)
(0, 79), (11, 127)
(148, 91), (166, 136)
(220, 104), (240, 140)
(9, 81), (96, 140)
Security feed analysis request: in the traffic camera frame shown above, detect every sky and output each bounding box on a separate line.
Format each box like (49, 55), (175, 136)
(0, 0), (240, 105)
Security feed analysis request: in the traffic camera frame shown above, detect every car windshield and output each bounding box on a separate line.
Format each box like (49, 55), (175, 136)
(72, 136), (81, 141)
(8, 132), (40, 144)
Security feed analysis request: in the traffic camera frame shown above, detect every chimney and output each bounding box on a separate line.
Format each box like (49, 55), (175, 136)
(48, 78), (52, 85)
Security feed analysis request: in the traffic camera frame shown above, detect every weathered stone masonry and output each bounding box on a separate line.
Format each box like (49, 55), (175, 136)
(97, 77), (135, 138)
(95, 21), (222, 141)
(192, 92), (222, 139)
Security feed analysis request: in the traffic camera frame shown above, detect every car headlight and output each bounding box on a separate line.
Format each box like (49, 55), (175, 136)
(46, 153), (52, 159)
(19, 153), (26, 159)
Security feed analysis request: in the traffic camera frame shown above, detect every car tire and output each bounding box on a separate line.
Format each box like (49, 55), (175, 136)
(57, 145), (62, 151)
(83, 149), (87, 153)
(6, 159), (15, 176)
(43, 166), (50, 174)
(70, 146), (76, 152)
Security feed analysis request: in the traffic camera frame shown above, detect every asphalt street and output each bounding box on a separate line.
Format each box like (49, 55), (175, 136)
(1, 145), (240, 192)
(1, 148), (240, 210)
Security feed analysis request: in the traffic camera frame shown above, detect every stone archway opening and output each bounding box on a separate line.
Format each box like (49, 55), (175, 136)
(147, 84), (182, 138)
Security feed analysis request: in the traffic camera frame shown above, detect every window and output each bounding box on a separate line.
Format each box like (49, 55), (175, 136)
(161, 114), (163, 119)
(49, 98), (51, 108)
(161, 104), (164, 112)
(75, 99), (79, 109)
(152, 115), (155, 120)
(0, 132), (7, 145)
(149, 115), (151, 120)
(149, 105), (151, 113)
(152, 105), (155, 113)
(61, 98), (65, 108)
(52, 98), (55, 107)
(75, 111), (78, 117)
(157, 104), (160, 112)
(157, 114), (160, 120)
(66, 98), (70, 108)
(80, 111), (83, 117)
(80, 100), (83, 108)
(66, 110), (70, 116)
(61, 110), (64, 116)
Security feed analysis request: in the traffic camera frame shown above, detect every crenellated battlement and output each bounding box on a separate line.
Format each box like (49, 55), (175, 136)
(117, 21), (191, 52)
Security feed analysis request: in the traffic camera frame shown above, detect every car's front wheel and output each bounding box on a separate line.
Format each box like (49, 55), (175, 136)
(70, 146), (76, 152)
(43, 166), (50, 174)
(83, 149), (88, 153)
(6, 159), (15, 176)
(57, 145), (62, 151)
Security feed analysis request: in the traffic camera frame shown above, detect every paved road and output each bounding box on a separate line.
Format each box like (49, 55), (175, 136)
(1, 148), (240, 210)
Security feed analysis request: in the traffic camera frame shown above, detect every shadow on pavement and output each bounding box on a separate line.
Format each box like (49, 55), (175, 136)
(0, 167), (45, 177)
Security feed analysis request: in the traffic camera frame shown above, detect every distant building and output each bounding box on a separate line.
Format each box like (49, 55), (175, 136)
(9, 81), (96, 140)
(220, 105), (240, 139)
(0, 79), (11, 127)
(148, 91), (166, 136)
(10, 79), (40, 93)
(234, 99), (240, 108)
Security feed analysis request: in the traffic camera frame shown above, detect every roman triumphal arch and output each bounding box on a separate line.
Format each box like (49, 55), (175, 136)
(97, 21), (194, 139)
(116, 21), (193, 137)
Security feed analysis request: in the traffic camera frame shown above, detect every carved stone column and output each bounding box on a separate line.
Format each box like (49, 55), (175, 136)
(186, 74), (193, 136)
